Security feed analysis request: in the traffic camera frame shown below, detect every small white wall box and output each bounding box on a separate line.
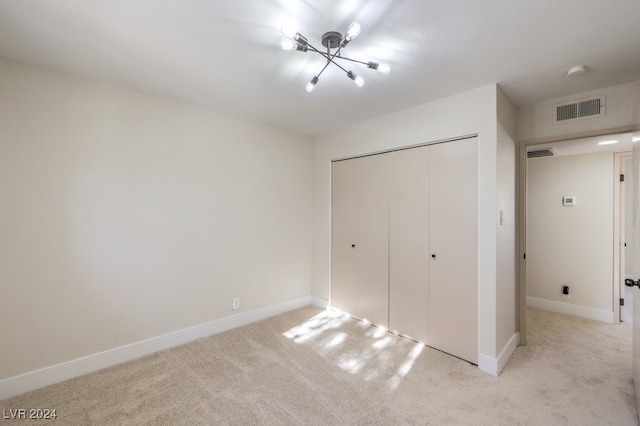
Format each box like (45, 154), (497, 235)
(563, 196), (576, 206)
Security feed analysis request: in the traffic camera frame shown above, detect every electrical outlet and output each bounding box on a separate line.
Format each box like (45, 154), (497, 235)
(561, 285), (571, 299)
(232, 297), (240, 310)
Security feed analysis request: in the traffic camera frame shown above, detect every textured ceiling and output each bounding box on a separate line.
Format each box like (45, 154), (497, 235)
(528, 133), (633, 156)
(1, 0), (640, 136)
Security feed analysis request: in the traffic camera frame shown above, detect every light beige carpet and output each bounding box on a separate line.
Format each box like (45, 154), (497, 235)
(1, 306), (637, 425)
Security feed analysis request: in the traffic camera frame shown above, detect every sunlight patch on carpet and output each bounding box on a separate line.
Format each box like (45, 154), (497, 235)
(388, 342), (424, 390)
(282, 309), (349, 344)
(283, 308), (426, 391)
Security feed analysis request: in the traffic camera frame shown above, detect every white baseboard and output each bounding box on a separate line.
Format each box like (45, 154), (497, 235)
(310, 296), (329, 309)
(478, 332), (519, 377)
(527, 296), (614, 323)
(0, 296), (318, 401)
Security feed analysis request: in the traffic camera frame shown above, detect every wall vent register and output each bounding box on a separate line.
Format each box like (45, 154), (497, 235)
(527, 148), (557, 159)
(554, 95), (605, 123)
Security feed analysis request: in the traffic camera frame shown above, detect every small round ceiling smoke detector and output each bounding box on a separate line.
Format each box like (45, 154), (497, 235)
(566, 65), (587, 76)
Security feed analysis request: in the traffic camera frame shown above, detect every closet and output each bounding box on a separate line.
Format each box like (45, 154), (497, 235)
(330, 137), (478, 364)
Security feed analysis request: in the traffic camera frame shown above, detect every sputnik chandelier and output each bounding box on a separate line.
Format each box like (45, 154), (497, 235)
(280, 21), (391, 92)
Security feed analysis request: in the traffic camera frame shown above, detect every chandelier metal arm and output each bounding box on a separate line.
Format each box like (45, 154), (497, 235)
(304, 43), (334, 79)
(315, 56), (332, 79)
(334, 55), (369, 66)
(306, 44), (350, 75)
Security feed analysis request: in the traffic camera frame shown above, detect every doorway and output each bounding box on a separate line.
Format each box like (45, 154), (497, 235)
(519, 132), (634, 342)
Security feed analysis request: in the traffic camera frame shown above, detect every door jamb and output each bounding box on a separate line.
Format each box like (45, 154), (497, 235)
(517, 143), (527, 344)
(614, 151), (632, 324)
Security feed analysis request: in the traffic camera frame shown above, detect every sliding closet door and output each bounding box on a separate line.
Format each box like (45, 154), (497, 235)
(332, 138), (478, 362)
(389, 146), (430, 343)
(331, 160), (358, 315)
(428, 137), (478, 364)
(356, 154), (389, 326)
(331, 154), (389, 326)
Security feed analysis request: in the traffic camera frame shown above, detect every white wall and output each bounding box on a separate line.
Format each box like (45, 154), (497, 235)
(517, 80), (640, 143)
(526, 152), (614, 319)
(312, 84), (517, 371)
(0, 58), (313, 380)
(496, 87), (517, 352)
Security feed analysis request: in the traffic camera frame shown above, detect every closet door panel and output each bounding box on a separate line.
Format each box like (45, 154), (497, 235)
(356, 154), (390, 326)
(428, 138), (478, 364)
(331, 160), (359, 315)
(389, 146), (430, 343)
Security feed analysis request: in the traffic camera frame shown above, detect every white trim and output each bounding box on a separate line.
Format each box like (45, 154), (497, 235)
(478, 332), (519, 376)
(498, 332), (519, 374)
(527, 296), (614, 323)
(0, 296), (316, 400)
(331, 134), (478, 162)
(310, 296), (329, 309)
(614, 151), (632, 325)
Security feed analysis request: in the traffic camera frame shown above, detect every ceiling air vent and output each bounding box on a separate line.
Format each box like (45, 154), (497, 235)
(527, 148), (557, 159)
(554, 95), (605, 123)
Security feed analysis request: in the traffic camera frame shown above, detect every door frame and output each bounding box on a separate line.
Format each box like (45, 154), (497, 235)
(614, 152), (632, 324)
(518, 128), (637, 345)
(631, 129), (640, 417)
